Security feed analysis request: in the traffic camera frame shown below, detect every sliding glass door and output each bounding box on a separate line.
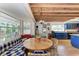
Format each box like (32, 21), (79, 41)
(0, 17), (20, 44)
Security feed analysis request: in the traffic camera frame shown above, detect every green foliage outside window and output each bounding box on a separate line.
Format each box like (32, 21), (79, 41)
(6, 24), (11, 38)
(12, 25), (16, 32)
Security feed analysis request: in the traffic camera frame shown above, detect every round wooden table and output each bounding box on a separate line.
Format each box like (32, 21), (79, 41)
(23, 38), (53, 50)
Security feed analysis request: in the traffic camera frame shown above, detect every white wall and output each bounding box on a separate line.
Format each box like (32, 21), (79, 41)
(22, 3), (35, 35)
(17, 3), (35, 35)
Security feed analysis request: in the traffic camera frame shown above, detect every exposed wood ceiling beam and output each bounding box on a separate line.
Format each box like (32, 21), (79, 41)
(34, 14), (79, 17)
(33, 12), (79, 15)
(30, 3), (79, 22)
(30, 3), (79, 7)
(31, 7), (79, 11)
(35, 17), (78, 22)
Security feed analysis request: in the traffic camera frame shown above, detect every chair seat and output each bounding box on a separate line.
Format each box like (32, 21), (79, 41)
(28, 51), (50, 56)
(28, 50), (50, 56)
(32, 50), (48, 54)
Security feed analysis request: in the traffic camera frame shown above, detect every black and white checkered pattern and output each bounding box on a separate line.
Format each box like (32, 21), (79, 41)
(0, 38), (25, 56)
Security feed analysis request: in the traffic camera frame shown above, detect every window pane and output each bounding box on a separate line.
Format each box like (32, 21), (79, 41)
(0, 16), (20, 45)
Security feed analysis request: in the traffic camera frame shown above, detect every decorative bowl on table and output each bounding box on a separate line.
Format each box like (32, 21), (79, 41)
(35, 36), (41, 42)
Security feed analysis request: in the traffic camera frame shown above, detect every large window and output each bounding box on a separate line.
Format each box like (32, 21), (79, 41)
(23, 22), (31, 34)
(0, 16), (20, 45)
(51, 24), (64, 31)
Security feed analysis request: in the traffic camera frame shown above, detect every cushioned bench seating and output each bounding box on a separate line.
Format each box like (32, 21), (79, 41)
(0, 38), (26, 56)
(21, 34), (32, 39)
(54, 32), (68, 39)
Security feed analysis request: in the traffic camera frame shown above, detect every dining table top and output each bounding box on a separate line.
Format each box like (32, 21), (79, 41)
(23, 38), (53, 50)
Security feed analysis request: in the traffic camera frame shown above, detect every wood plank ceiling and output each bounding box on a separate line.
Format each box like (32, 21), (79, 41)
(30, 3), (79, 22)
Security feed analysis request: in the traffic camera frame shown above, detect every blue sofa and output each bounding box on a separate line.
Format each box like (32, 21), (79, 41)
(71, 34), (79, 48)
(54, 32), (68, 39)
